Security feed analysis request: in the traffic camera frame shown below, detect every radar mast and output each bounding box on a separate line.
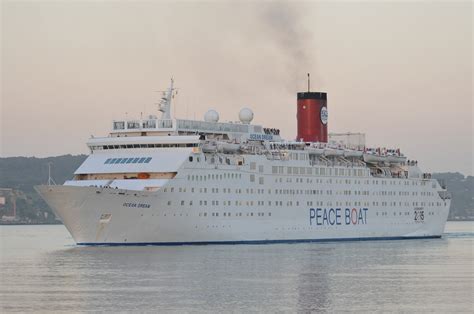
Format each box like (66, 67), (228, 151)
(158, 78), (176, 120)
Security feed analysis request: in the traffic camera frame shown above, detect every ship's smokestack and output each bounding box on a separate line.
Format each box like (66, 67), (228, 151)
(297, 75), (328, 142)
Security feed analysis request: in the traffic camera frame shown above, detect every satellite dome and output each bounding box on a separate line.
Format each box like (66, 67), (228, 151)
(239, 108), (254, 124)
(204, 109), (219, 123)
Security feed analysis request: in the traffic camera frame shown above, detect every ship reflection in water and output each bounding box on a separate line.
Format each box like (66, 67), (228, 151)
(1, 223), (473, 312)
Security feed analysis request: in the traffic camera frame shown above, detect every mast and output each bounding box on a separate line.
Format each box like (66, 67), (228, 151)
(307, 73), (310, 92)
(158, 78), (175, 120)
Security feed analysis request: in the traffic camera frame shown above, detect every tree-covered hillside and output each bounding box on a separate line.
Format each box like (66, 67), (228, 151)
(0, 155), (87, 223)
(432, 173), (473, 220)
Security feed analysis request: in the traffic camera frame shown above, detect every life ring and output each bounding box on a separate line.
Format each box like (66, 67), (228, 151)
(137, 172), (150, 179)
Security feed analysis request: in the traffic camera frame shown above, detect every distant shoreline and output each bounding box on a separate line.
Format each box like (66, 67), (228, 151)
(0, 221), (62, 226)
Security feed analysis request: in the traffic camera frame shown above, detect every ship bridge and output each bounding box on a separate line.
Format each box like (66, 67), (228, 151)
(109, 118), (281, 142)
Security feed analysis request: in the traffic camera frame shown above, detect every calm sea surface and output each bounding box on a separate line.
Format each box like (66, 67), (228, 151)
(1, 222), (472, 313)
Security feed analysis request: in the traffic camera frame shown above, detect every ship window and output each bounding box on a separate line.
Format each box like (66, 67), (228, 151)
(126, 158), (134, 164)
(144, 157), (152, 163)
(114, 121), (125, 130)
(104, 158), (112, 164)
(138, 157), (147, 163)
(131, 157), (139, 163)
(120, 158), (127, 164)
(114, 158), (122, 164)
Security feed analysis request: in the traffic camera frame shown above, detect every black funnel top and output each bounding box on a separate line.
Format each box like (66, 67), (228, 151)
(297, 92), (327, 100)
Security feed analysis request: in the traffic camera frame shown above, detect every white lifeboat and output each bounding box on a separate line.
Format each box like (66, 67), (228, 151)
(344, 149), (363, 158)
(305, 143), (325, 155)
(324, 146), (344, 157)
(363, 148), (387, 163)
(386, 149), (407, 164)
(217, 142), (241, 153)
(202, 142), (217, 153)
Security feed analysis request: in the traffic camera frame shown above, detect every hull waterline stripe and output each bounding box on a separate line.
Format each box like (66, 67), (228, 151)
(77, 235), (442, 246)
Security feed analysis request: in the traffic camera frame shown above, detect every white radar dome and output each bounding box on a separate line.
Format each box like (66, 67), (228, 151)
(204, 109), (219, 123)
(239, 108), (254, 124)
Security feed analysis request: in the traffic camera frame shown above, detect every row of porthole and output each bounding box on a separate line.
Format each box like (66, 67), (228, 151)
(198, 212), (272, 217)
(187, 173), (243, 181)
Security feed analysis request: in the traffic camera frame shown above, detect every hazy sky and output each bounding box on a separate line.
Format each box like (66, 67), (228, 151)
(1, 0), (472, 175)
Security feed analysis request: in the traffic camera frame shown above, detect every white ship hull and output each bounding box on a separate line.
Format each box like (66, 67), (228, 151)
(36, 170), (450, 245)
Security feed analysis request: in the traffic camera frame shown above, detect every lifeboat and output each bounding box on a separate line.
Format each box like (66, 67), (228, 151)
(386, 149), (407, 164)
(343, 149), (363, 158)
(305, 144), (325, 155)
(363, 153), (386, 163)
(201, 142), (217, 153)
(324, 146), (344, 157)
(216, 142), (241, 153)
(363, 148), (388, 163)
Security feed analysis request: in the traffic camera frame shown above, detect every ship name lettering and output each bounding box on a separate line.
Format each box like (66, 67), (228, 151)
(309, 208), (368, 226)
(123, 202), (151, 209)
(249, 133), (273, 141)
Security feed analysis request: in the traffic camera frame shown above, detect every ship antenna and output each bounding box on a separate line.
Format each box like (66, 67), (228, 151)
(157, 78), (175, 120)
(307, 73), (310, 92)
(47, 162), (56, 186)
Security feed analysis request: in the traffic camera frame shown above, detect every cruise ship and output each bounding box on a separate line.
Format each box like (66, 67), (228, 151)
(36, 79), (451, 245)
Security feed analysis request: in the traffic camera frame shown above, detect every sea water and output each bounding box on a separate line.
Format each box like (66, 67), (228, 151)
(1, 222), (472, 312)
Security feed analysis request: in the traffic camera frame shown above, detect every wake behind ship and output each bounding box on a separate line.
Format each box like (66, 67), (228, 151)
(36, 79), (451, 245)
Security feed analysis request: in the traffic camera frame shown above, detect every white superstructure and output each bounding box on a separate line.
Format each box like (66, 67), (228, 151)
(36, 80), (451, 245)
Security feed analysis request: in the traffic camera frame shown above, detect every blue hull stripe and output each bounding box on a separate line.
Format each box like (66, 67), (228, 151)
(77, 235), (442, 246)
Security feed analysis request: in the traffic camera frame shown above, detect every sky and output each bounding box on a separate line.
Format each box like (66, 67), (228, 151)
(1, 0), (472, 175)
